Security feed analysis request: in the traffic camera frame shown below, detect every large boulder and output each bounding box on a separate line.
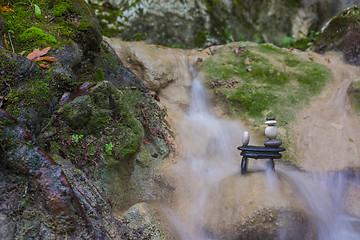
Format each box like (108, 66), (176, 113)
(89, 0), (360, 47)
(201, 172), (316, 239)
(313, 5), (360, 65)
(0, 0), (173, 238)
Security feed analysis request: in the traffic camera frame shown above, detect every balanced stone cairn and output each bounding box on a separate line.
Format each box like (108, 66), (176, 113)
(264, 117), (282, 147)
(237, 117), (286, 174)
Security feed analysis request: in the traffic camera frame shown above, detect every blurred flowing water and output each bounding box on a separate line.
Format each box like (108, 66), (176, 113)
(164, 69), (360, 239)
(277, 169), (360, 240)
(165, 69), (247, 239)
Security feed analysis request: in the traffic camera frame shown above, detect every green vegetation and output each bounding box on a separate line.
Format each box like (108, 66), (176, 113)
(0, 0), (98, 54)
(71, 134), (84, 144)
(201, 42), (332, 163)
(105, 142), (113, 156)
(282, 31), (318, 51)
(19, 27), (57, 46)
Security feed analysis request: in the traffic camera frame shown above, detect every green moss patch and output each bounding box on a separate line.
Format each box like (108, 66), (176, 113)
(202, 42), (331, 123)
(19, 26), (57, 47)
(0, 0), (100, 54)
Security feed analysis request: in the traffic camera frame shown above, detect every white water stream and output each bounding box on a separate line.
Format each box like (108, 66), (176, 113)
(278, 169), (360, 240)
(164, 69), (360, 240)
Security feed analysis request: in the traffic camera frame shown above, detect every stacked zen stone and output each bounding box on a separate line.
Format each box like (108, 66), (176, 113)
(264, 117), (282, 147)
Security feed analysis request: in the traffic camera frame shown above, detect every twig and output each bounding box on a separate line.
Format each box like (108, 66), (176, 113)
(39, 116), (54, 135)
(4, 81), (12, 92)
(7, 32), (14, 53)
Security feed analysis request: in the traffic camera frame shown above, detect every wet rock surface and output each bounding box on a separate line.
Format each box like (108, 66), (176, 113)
(201, 171), (316, 240)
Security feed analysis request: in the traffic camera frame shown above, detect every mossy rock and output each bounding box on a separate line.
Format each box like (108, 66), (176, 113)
(0, 0), (172, 238)
(313, 5), (360, 65)
(0, 0), (101, 55)
(201, 42), (331, 163)
(201, 42), (331, 123)
(0, 50), (41, 95)
(121, 202), (174, 240)
(59, 81), (144, 162)
(348, 80), (360, 114)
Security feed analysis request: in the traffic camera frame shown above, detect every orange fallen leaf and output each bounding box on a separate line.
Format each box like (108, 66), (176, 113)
(3, 33), (8, 50)
(309, 57), (314, 61)
(0, 3), (14, 12)
(39, 63), (50, 68)
(34, 56), (61, 62)
(325, 57), (331, 63)
(154, 44), (169, 49)
(26, 47), (51, 61)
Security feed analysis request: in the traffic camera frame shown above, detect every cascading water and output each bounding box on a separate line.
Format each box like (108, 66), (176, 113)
(165, 69), (249, 239)
(165, 68), (360, 240)
(277, 169), (360, 240)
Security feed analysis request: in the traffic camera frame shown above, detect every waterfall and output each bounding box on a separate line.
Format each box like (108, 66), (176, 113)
(165, 68), (360, 240)
(166, 69), (248, 239)
(278, 169), (360, 240)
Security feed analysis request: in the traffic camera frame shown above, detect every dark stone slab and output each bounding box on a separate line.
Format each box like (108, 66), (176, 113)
(237, 145), (285, 152)
(240, 151), (282, 159)
(266, 117), (276, 120)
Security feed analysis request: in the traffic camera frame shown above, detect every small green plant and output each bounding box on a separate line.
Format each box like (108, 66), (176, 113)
(15, 0), (41, 19)
(105, 142), (113, 156)
(29, 0), (42, 19)
(282, 36), (296, 48)
(71, 134), (84, 144)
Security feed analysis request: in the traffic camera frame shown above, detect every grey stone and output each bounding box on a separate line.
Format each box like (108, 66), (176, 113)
(264, 139), (283, 147)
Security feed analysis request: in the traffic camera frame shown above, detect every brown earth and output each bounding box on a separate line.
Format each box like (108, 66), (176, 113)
(290, 51), (360, 171)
